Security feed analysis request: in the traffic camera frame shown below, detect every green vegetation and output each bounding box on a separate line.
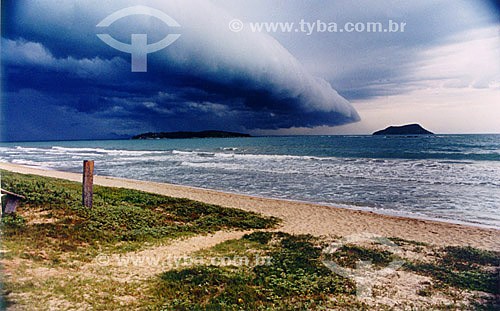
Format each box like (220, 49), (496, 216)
(388, 237), (429, 247)
(404, 246), (500, 294)
(326, 244), (397, 269)
(150, 234), (500, 310)
(150, 232), (362, 310)
(0, 170), (279, 259)
(1, 170), (498, 310)
(441, 246), (499, 267)
(193, 234), (271, 262)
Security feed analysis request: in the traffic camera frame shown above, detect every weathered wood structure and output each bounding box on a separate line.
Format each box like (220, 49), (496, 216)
(1, 189), (26, 214)
(82, 160), (94, 208)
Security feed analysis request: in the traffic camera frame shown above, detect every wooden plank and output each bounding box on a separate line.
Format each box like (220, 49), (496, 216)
(1, 189), (26, 200)
(82, 160), (94, 208)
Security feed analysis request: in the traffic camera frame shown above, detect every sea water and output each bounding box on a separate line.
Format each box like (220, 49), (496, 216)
(1, 134), (499, 229)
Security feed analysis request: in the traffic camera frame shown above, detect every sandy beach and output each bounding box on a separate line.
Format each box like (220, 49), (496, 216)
(1, 162), (499, 250)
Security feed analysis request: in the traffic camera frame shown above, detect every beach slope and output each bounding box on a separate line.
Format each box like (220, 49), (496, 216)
(1, 162), (498, 250)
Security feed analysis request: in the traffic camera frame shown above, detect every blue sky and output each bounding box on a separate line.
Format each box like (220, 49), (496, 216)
(1, 0), (500, 141)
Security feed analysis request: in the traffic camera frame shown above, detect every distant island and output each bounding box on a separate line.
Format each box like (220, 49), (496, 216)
(373, 124), (434, 135)
(132, 130), (252, 140)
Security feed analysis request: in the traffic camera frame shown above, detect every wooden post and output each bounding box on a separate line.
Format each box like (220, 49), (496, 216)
(82, 160), (94, 208)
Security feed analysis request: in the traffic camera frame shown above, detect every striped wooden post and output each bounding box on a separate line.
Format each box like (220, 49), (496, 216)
(82, 160), (94, 208)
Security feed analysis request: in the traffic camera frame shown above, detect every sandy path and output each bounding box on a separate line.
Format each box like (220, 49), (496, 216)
(1, 162), (499, 250)
(82, 230), (252, 281)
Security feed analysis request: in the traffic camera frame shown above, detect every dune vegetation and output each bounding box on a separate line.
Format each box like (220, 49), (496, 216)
(0, 171), (498, 310)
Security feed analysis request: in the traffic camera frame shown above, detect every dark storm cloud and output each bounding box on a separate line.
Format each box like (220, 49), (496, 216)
(3, 0), (499, 140)
(1, 0), (360, 141)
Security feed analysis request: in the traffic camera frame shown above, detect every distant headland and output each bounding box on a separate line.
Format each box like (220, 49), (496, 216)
(373, 124), (434, 135)
(132, 130), (252, 140)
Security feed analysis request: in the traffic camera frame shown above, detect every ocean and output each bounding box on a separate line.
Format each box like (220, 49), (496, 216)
(1, 134), (499, 229)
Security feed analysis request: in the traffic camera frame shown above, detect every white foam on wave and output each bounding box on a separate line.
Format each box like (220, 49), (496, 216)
(52, 146), (163, 156)
(172, 150), (192, 155)
(2, 146), (163, 156)
(173, 150), (500, 188)
(180, 161), (239, 170)
(10, 159), (69, 170)
(2, 141), (500, 228)
(11, 146), (44, 153)
(106, 155), (173, 162)
(171, 149), (332, 162)
(180, 160), (301, 174)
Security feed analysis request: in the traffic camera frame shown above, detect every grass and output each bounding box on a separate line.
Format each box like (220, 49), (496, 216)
(441, 246), (499, 267)
(0, 171), (280, 310)
(193, 235), (270, 261)
(0, 170), (279, 259)
(1, 170), (499, 310)
(150, 234), (500, 310)
(149, 232), (362, 310)
(404, 246), (500, 295)
(325, 244), (397, 269)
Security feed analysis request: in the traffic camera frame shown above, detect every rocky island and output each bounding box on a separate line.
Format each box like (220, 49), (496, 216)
(132, 130), (252, 139)
(373, 124), (434, 135)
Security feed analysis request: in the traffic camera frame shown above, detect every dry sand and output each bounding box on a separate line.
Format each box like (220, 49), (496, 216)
(1, 162), (499, 250)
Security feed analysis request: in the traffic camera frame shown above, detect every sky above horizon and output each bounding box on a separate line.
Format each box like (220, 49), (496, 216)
(2, 0), (500, 141)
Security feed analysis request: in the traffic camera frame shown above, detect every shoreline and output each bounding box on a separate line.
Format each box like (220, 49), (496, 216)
(1, 162), (499, 250)
(5, 162), (499, 231)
